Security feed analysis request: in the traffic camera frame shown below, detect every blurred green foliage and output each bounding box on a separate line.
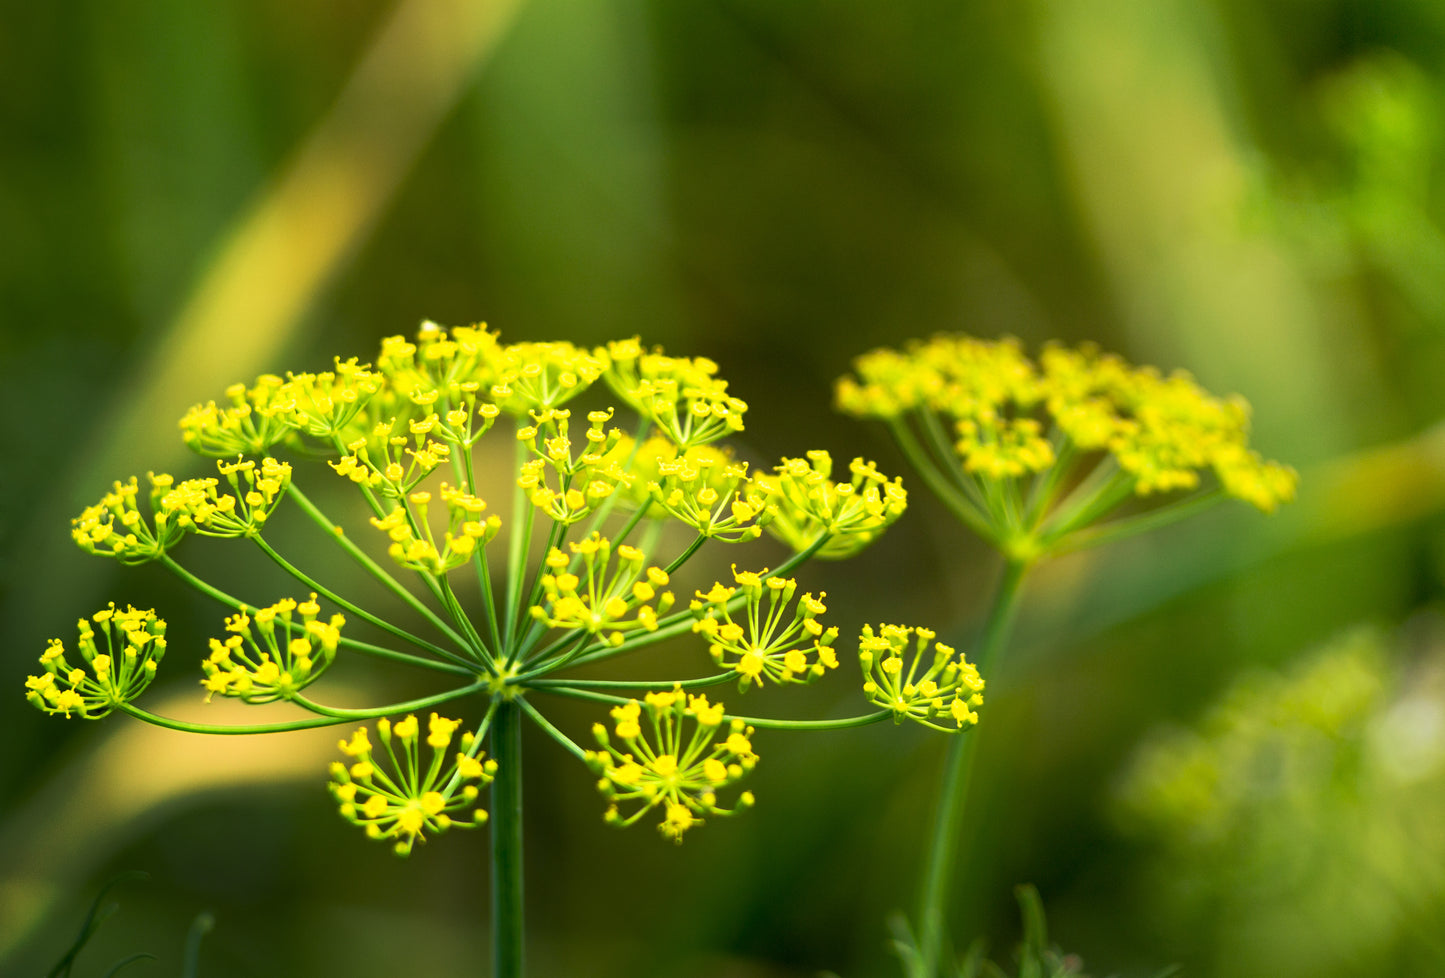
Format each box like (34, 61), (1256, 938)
(4, 0), (1445, 976)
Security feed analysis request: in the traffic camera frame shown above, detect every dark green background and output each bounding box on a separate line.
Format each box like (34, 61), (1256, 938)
(4, 1), (1445, 975)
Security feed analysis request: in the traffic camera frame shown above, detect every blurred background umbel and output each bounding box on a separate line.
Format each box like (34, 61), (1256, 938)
(4, 1), (1445, 976)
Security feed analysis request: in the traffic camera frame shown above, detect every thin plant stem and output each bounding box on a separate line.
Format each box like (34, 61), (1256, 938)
(518, 697), (586, 761)
(1049, 490), (1224, 555)
(118, 702), (355, 735)
(524, 673), (734, 691)
(286, 484), (469, 647)
(161, 556), (476, 675)
(531, 685), (890, 729)
(291, 680), (489, 718)
(503, 437), (536, 655)
(491, 699), (525, 978)
(916, 556), (1030, 978)
(251, 536), (473, 669)
(438, 574), (496, 667)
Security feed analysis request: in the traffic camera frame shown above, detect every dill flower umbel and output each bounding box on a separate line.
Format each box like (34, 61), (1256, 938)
(836, 335), (1297, 558)
(586, 686), (757, 841)
(859, 624), (985, 731)
(754, 452), (908, 559)
(691, 568), (839, 690)
(27, 605), (167, 718)
(330, 713), (495, 856)
(530, 534), (674, 642)
(200, 595), (344, 704)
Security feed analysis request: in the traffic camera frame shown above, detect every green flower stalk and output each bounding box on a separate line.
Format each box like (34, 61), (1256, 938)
(836, 334), (1297, 978)
(30, 321), (916, 978)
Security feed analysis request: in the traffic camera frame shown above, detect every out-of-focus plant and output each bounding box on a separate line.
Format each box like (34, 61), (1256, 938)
(831, 885), (1175, 978)
(45, 872), (213, 978)
(1115, 625), (1445, 977)
(28, 323), (937, 978)
(836, 335), (1296, 978)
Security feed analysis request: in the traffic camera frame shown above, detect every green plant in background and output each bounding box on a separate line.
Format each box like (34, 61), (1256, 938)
(45, 872), (213, 978)
(27, 323), (940, 978)
(836, 334), (1297, 978)
(1115, 625), (1445, 977)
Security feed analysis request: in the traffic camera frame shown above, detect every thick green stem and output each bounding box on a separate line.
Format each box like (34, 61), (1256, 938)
(916, 557), (1030, 978)
(491, 699), (525, 978)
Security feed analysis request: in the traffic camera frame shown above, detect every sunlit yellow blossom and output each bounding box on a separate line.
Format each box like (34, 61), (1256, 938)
(26, 605), (167, 719)
(71, 473), (206, 564)
(601, 339), (748, 448)
(330, 712), (495, 856)
(368, 483), (502, 575)
(647, 444), (769, 542)
(179, 374), (295, 457)
(530, 534), (674, 643)
(514, 408), (628, 525)
(274, 358), (383, 440)
(200, 595), (344, 704)
(585, 685), (757, 841)
(168, 457), (292, 539)
(754, 452), (908, 559)
(691, 568), (838, 690)
(859, 624), (985, 732)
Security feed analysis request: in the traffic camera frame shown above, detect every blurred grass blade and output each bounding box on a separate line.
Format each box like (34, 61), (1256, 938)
(99, 953), (157, 978)
(80, 0), (526, 493)
(46, 871), (148, 978)
(181, 912), (215, 978)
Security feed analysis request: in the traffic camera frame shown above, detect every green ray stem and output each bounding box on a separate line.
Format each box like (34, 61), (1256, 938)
(916, 556), (1030, 978)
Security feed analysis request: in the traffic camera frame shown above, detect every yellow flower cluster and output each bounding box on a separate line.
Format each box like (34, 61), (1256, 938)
(71, 458), (293, 562)
(859, 624), (985, 732)
(837, 335), (1297, 513)
(754, 452), (908, 559)
(329, 414), (455, 499)
(27, 605), (167, 719)
(691, 568), (839, 690)
(71, 473), (197, 564)
(515, 407), (628, 525)
(645, 442), (769, 542)
(200, 595), (344, 704)
(370, 483), (502, 575)
(530, 534), (674, 643)
(331, 713), (495, 856)
(601, 339), (748, 448)
(179, 375), (296, 457)
(586, 686), (757, 841)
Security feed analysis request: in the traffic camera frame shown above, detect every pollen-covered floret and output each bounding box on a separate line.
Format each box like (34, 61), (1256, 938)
(27, 605), (167, 719)
(369, 483), (502, 575)
(585, 686), (757, 842)
(274, 358), (384, 440)
(330, 713), (495, 856)
(514, 407), (628, 525)
(754, 452), (908, 559)
(328, 415), (453, 498)
(180, 374), (296, 457)
(859, 624), (985, 732)
(72, 473), (205, 564)
(490, 341), (606, 415)
(200, 595), (344, 704)
(600, 338), (748, 449)
(691, 568), (839, 690)
(530, 534), (674, 643)
(172, 457), (292, 538)
(647, 444), (770, 542)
